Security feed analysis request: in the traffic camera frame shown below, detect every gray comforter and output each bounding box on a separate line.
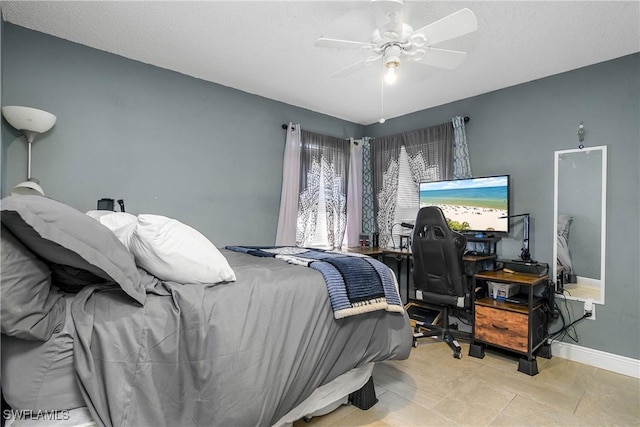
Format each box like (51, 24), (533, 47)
(71, 249), (412, 427)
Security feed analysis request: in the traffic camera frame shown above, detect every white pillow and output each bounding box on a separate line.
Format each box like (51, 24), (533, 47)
(85, 210), (116, 221)
(129, 214), (236, 284)
(86, 211), (137, 249)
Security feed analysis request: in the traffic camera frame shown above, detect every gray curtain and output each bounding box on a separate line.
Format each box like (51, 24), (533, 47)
(371, 123), (454, 247)
(296, 130), (350, 249)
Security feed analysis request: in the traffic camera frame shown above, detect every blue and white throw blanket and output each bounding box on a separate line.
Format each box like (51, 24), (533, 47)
(226, 246), (404, 319)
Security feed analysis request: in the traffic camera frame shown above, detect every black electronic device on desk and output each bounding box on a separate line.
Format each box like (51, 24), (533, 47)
(498, 259), (549, 277)
(97, 198), (126, 212)
(97, 198), (114, 211)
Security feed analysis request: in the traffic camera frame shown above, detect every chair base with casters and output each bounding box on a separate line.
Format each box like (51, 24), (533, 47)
(411, 304), (472, 359)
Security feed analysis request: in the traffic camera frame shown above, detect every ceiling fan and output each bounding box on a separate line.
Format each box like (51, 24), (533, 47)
(315, 0), (478, 83)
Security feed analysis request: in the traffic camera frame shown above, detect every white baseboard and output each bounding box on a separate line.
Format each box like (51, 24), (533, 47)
(551, 341), (640, 379)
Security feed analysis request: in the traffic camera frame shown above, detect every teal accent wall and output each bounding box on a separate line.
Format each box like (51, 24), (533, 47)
(2, 22), (638, 360)
(0, 23), (364, 246)
(365, 53), (640, 360)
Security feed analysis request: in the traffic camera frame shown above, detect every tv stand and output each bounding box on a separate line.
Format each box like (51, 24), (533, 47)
(462, 235), (501, 278)
(464, 232), (495, 239)
(464, 235), (501, 256)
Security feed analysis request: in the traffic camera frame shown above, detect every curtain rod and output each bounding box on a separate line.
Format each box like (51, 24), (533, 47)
(281, 116), (470, 131)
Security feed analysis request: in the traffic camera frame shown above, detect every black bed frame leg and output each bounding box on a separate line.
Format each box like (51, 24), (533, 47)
(348, 376), (378, 410)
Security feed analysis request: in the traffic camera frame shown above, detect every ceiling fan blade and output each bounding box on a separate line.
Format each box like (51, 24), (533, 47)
(330, 54), (382, 78)
(315, 37), (376, 49)
(413, 8), (478, 46)
(371, 0), (404, 38)
(418, 48), (468, 70)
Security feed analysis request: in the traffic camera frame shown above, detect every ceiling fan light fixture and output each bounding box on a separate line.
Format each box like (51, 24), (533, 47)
(383, 44), (401, 84)
(384, 62), (398, 84)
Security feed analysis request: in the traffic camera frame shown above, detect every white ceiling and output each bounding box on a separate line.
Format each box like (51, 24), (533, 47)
(2, 1), (639, 125)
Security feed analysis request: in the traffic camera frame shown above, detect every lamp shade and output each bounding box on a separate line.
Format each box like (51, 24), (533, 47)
(11, 179), (45, 196)
(1, 106), (56, 133)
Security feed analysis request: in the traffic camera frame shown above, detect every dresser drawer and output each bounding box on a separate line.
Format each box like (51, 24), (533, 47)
(474, 305), (528, 353)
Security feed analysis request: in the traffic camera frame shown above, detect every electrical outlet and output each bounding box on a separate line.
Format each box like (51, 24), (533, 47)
(583, 299), (595, 320)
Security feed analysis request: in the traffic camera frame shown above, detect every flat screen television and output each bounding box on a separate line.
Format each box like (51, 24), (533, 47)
(419, 175), (510, 235)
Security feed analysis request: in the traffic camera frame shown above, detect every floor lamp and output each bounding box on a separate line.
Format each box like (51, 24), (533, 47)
(1, 106), (57, 196)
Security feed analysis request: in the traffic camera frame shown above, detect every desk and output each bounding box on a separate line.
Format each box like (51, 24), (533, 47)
(344, 246), (386, 257)
(345, 247), (495, 305)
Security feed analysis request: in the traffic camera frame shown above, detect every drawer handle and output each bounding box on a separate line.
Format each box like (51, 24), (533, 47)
(492, 324), (509, 331)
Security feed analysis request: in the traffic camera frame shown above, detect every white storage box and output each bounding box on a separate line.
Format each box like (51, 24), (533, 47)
(487, 281), (520, 299)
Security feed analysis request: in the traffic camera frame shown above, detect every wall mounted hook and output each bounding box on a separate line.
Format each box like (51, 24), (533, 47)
(577, 122), (585, 149)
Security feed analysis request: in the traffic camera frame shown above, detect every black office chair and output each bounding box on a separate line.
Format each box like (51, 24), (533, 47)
(410, 206), (470, 358)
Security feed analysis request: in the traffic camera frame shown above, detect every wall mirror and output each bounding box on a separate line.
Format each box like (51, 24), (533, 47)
(553, 145), (607, 304)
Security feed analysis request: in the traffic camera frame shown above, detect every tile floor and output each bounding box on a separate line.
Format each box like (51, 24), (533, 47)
(295, 342), (640, 426)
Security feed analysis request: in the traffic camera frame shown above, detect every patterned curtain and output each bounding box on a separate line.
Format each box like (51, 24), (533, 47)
(371, 123), (454, 248)
(452, 116), (472, 179)
(361, 137), (375, 235)
(296, 130), (350, 249)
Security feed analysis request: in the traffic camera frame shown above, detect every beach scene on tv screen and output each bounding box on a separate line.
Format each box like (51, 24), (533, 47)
(419, 176), (509, 232)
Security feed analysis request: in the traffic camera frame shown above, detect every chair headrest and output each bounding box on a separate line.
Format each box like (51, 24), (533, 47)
(412, 206), (466, 249)
(414, 206), (451, 234)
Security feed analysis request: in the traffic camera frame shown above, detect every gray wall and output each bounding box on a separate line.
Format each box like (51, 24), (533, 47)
(2, 23), (638, 360)
(1, 23), (364, 246)
(366, 53), (640, 360)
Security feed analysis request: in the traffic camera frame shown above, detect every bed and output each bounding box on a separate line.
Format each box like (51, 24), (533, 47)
(0, 195), (412, 427)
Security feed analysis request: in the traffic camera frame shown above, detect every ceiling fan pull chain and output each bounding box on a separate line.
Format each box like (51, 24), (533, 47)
(379, 74), (386, 124)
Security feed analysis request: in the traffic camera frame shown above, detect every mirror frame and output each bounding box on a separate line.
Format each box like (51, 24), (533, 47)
(553, 145), (607, 304)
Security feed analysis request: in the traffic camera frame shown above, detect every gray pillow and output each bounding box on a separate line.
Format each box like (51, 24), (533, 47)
(1, 196), (145, 305)
(1, 225), (66, 341)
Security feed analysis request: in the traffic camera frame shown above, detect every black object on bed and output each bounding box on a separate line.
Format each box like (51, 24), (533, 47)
(1, 196), (412, 427)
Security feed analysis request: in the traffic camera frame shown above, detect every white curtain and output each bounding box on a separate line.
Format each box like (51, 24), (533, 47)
(344, 138), (363, 247)
(275, 123), (301, 245)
